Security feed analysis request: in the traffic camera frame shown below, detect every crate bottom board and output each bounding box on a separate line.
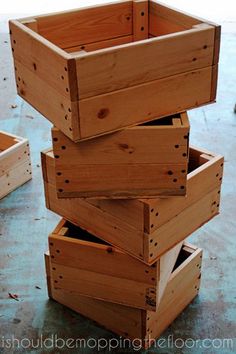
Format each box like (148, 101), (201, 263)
(45, 243), (201, 349)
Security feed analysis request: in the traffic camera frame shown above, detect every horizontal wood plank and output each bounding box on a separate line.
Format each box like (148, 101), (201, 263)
(78, 66), (213, 139)
(76, 24), (214, 99)
(37, 1), (133, 49)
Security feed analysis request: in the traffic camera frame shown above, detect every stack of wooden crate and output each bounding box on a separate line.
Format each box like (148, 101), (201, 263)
(10, 0), (223, 348)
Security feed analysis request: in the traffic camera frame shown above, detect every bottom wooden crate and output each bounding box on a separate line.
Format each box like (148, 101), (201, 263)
(45, 243), (202, 349)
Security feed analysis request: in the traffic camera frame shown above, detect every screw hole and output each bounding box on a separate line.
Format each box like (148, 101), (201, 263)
(183, 153), (187, 157)
(175, 144), (179, 148)
(54, 280), (58, 284)
(59, 275), (63, 279)
(221, 163), (223, 167)
(141, 11), (145, 16)
(173, 178), (177, 182)
(65, 180), (69, 183)
(154, 242), (157, 247)
(53, 137), (58, 142)
(58, 189), (63, 193)
(184, 135), (188, 139)
(52, 267), (56, 271)
(217, 204), (219, 207)
(151, 208), (154, 212)
(216, 173), (219, 177)
(150, 253), (153, 257)
(50, 242), (53, 246)
(64, 67), (68, 71)
(181, 169), (186, 173)
(61, 146), (66, 150)
(141, 26), (144, 31)
(168, 170), (173, 175)
(68, 108), (71, 112)
(145, 270), (149, 274)
(56, 250), (60, 254)
(150, 239), (153, 243)
(69, 128), (72, 131)
(66, 88), (69, 92)
(155, 212), (159, 216)
(65, 115), (68, 120)
(151, 224), (154, 228)
(57, 172), (62, 176)
(61, 75), (64, 80)
(55, 155), (60, 159)
(81, 45), (85, 50)
(180, 186), (185, 190)
(151, 277), (155, 281)
(219, 177), (222, 181)
(13, 39), (16, 44)
(203, 45), (208, 49)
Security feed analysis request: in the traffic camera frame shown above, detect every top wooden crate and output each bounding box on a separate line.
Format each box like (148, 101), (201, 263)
(9, 0), (220, 142)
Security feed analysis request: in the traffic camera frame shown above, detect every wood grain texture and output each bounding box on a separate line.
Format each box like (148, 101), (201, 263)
(49, 219), (182, 310)
(45, 243), (201, 348)
(52, 114), (189, 198)
(0, 131), (32, 199)
(149, 0), (202, 36)
(75, 25), (215, 99)
(133, 0), (149, 41)
(41, 145), (223, 264)
(36, 1), (133, 49)
(78, 66), (213, 139)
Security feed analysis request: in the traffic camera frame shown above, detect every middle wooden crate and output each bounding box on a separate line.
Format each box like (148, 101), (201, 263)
(52, 113), (189, 199)
(41, 145), (223, 265)
(49, 218), (183, 311)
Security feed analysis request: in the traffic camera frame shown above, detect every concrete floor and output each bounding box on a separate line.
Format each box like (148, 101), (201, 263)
(0, 22), (236, 354)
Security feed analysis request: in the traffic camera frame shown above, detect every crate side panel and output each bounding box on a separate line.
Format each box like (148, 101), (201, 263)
(79, 66), (213, 139)
(76, 25), (214, 99)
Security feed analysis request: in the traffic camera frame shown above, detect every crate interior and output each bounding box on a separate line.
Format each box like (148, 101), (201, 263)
(140, 113), (181, 127)
(188, 148), (211, 174)
(172, 246), (192, 271)
(0, 132), (19, 154)
(21, 1), (203, 54)
(61, 221), (109, 246)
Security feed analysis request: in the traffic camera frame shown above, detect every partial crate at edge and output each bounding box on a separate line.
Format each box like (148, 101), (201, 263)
(10, 0), (220, 142)
(0, 130), (32, 199)
(52, 113), (189, 199)
(45, 243), (202, 349)
(41, 145), (223, 264)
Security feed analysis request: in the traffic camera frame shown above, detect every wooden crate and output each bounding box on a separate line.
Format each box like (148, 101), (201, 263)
(10, 0), (220, 142)
(45, 243), (202, 349)
(52, 113), (189, 199)
(0, 130), (32, 199)
(41, 145), (223, 264)
(49, 218), (183, 311)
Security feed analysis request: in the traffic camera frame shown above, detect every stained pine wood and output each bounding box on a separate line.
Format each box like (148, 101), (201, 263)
(52, 114), (189, 198)
(41, 145), (223, 264)
(45, 243), (202, 349)
(10, 1), (220, 141)
(49, 219), (182, 311)
(0, 131), (32, 199)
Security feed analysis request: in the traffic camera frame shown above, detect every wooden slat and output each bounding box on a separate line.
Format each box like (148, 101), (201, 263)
(0, 159), (32, 199)
(149, 0), (202, 37)
(66, 35), (132, 53)
(145, 247), (202, 346)
(52, 119), (188, 164)
(41, 150), (145, 230)
(9, 20), (73, 99)
(78, 66), (213, 139)
(49, 221), (183, 310)
(14, 60), (79, 142)
(144, 149), (223, 233)
(36, 1), (133, 49)
(55, 163), (187, 199)
(75, 24), (215, 99)
(133, 0), (149, 41)
(146, 187), (220, 262)
(45, 243), (201, 347)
